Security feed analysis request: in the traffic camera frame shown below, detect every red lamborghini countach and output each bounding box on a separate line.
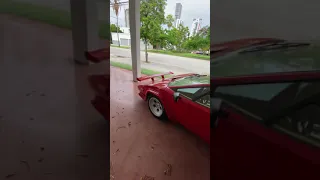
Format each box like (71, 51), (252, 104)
(137, 72), (210, 144)
(210, 38), (320, 179)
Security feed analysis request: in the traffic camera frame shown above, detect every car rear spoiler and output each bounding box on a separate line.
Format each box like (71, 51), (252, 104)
(137, 72), (174, 82)
(85, 48), (110, 63)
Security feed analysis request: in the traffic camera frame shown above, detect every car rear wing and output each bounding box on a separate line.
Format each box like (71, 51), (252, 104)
(137, 72), (174, 82)
(85, 48), (110, 63)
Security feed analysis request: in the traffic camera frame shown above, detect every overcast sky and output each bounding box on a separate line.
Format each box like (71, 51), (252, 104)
(110, 0), (210, 30)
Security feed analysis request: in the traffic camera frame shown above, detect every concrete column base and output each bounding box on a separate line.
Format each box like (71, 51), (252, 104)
(129, 0), (141, 81)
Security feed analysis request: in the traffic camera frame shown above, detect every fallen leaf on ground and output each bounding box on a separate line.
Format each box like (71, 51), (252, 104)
(76, 153), (89, 158)
(163, 163), (172, 176)
(110, 161), (116, 179)
(112, 149), (120, 155)
(116, 126), (126, 132)
(5, 173), (16, 178)
(140, 175), (155, 180)
(38, 158), (44, 162)
(20, 160), (30, 171)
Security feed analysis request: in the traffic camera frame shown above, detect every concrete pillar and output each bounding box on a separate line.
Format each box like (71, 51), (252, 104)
(70, 0), (100, 64)
(129, 0), (141, 81)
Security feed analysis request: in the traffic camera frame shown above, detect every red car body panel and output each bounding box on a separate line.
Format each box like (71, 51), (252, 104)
(211, 39), (320, 179)
(85, 41), (110, 63)
(137, 73), (210, 144)
(88, 74), (110, 120)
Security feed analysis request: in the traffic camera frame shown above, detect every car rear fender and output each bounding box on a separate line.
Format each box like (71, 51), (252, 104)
(146, 89), (160, 100)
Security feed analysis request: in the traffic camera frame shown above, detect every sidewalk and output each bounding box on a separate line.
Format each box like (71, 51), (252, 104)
(111, 55), (192, 75)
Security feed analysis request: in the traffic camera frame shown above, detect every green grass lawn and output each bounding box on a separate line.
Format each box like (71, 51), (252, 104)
(111, 45), (130, 49)
(110, 61), (161, 75)
(148, 49), (210, 60)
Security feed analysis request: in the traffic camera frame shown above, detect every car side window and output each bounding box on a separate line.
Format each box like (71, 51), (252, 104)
(214, 83), (293, 119)
(177, 87), (202, 99)
(196, 94), (210, 108)
(273, 104), (320, 147)
(214, 81), (320, 120)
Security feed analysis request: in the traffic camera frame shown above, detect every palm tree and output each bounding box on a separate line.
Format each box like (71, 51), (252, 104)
(112, 0), (121, 47)
(165, 14), (175, 29)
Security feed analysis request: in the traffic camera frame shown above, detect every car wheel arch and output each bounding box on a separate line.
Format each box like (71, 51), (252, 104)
(146, 90), (160, 100)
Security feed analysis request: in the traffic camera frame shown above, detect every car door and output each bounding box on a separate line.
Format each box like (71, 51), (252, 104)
(174, 86), (210, 143)
(189, 92), (210, 144)
(211, 73), (320, 180)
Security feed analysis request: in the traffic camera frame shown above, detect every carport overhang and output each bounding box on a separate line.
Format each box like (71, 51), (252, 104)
(70, 0), (141, 81)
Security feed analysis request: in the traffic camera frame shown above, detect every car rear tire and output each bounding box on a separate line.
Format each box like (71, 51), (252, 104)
(148, 95), (167, 120)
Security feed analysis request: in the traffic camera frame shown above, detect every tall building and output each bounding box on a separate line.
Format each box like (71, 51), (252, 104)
(174, 3), (182, 20)
(124, 9), (130, 28)
(190, 18), (202, 36)
(175, 19), (183, 28)
(174, 3), (182, 26)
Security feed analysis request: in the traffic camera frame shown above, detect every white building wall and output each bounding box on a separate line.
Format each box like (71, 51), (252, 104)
(111, 32), (153, 50)
(190, 18), (201, 36)
(120, 27), (130, 34)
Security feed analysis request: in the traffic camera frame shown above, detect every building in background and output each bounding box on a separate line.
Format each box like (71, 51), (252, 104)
(111, 26), (153, 50)
(174, 3), (182, 25)
(175, 19), (184, 28)
(190, 18), (202, 36)
(124, 8), (130, 28)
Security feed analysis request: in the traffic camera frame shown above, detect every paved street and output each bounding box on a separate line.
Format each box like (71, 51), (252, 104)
(111, 47), (210, 75)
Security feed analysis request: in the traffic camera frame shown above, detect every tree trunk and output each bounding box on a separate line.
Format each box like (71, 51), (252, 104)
(116, 16), (120, 47)
(145, 41), (148, 63)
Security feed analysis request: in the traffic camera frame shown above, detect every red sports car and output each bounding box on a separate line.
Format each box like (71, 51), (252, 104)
(211, 38), (320, 179)
(137, 72), (210, 144)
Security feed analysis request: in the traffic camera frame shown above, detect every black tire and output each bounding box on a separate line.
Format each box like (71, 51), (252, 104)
(147, 95), (167, 120)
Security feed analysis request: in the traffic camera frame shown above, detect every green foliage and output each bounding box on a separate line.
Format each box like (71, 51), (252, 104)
(184, 26), (210, 51)
(165, 14), (175, 29)
(139, 0), (209, 54)
(140, 0), (166, 45)
(165, 24), (189, 52)
(110, 24), (123, 33)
